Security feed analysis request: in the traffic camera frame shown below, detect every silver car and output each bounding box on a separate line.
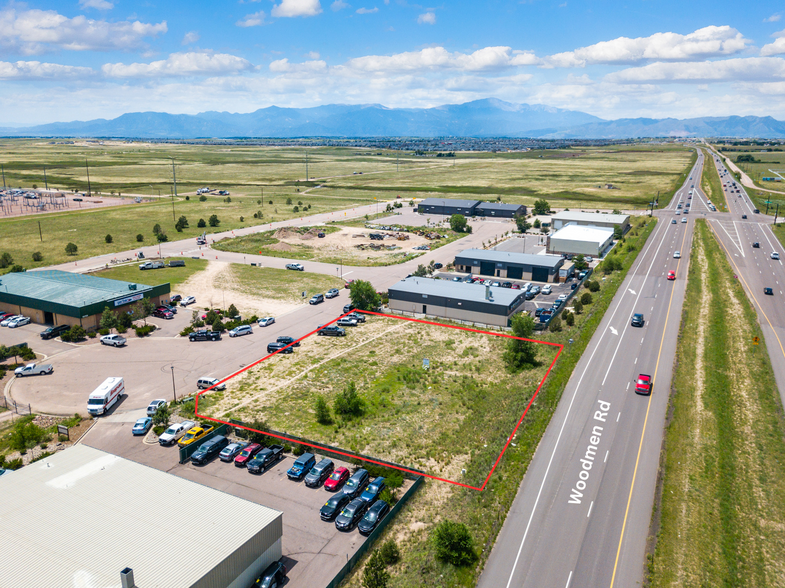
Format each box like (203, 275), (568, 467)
(100, 334), (127, 347)
(229, 325), (253, 337)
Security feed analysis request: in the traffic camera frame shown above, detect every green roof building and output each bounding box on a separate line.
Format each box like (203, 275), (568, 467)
(0, 270), (170, 329)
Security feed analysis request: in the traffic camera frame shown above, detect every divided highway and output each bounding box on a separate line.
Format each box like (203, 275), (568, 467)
(479, 152), (708, 588)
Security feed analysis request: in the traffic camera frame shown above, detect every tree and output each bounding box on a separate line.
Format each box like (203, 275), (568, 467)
(581, 292), (593, 305)
(433, 520), (477, 567)
(602, 256), (622, 274)
(449, 213), (468, 233)
(9, 265), (24, 273)
(153, 223), (162, 236)
(199, 195), (207, 202)
(349, 280), (381, 311)
(0, 252), (13, 267)
(136, 298), (155, 325)
(286, 197), (293, 205)
(197, 218), (206, 228)
(118, 310), (134, 328)
(105, 234), (113, 243)
(177, 215), (189, 229)
(334, 381), (364, 418)
(152, 403), (170, 428)
(315, 395), (332, 425)
(515, 215), (531, 233)
(99, 306), (118, 331)
(65, 242), (78, 255)
(533, 199), (551, 215)
(549, 315), (562, 331)
(503, 312), (538, 372)
(293, 206), (299, 213)
(208, 214), (220, 227)
(32, 251), (43, 262)
(588, 280), (601, 292)
(564, 311), (575, 326)
(379, 540), (401, 566)
(412, 264), (428, 277)
(212, 316), (225, 332)
(9, 418), (47, 452)
(156, 230), (168, 243)
(613, 224), (623, 240)
(68, 325), (86, 341)
(573, 254), (588, 271)
(241, 418), (270, 446)
(362, 551), (390, 588)
(533, 218), (541, 229)
(573, 299), (583, 314)
(227, 304), (238, 317)
(136, 234), (144, 242)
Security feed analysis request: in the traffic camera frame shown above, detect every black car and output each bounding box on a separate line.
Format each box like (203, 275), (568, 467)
(247, 445), (284, 474)
(335, 498), (368, 531)
(433, 262), (443, 269)
(534, 308), (544, 318)
(189, 330), (221, 341)
(317, 325), (346, 337)
(631, 313), (644, 327)
(40, 324), (69, 340)
(764, 287), (774, 295)
(358, 499), (390, 535)
(320, 493), (352, 521)
(277, 335), (301, 347)
(305, 458), (334, 488)
(742, 214), (747, 219)
(343, 468), (370, 499)
(753, 242), (760, 248)
(501, 282), (513, 288)
(253, 560), (287, 588)
(191, 435), (228, 465)
(267, 342), (294, 354)
(754, 209), (760, 214)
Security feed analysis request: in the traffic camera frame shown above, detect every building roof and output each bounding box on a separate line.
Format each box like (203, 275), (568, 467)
(474, 202), (525, 212)
(551, 211), (630, 224)
(456, 248), (564, 268)
(390, 276), (524, 306)
(550, 223), (615, 244)
(418, 198), (480, 209)
(0, 444), (281, 588)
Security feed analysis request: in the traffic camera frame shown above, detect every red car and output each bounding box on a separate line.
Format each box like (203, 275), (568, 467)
(667, 271), (676, 281)
(344, 280), (355, 289)
(635, 374), (652, 395)
(154, 307), (174, 319)
(324, 466), (350, 491)
(234, 443), (262, 467)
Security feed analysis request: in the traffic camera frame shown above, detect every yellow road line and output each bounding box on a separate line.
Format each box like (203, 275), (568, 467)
(609, 219), (689, 587)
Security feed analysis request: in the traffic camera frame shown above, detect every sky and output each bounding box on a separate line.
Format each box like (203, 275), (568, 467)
(1, 0), (784, 125)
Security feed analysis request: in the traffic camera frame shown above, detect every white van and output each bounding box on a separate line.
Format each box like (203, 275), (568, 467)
(87, 377), (124, 416)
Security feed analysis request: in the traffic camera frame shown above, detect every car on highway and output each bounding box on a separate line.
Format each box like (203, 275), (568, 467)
(358, 500), (390, 536)
(178, 424), (214, 447)
(146, 399), (167, 417)
(635, 374), (653, 395)
(132, 417), (153, 436)
(229, 325), (253, 337)
(234, 443), (263, 467)
(309, 293), (324, 305)
(219, 442), (247, 462)
(753, 242), (760, 248)
(40, 324), (69, 340)
(153, 307), (174, 319)
(7, 316), (30, 328)
(317, 325), (346, 336)
(667, 271), (676, 281)
(257, 316), (275, 327)
(285, 263), (304, 271)
(337, 317), (358, 327)
(631, 313), (644, 327)
(180, 296), (196, 306)
(189, 330), (221, 342)
(158, 420), (195, 446)
(343, 468), (370, 499)
(324, 466), (351, 491)
(772, 252), (780, 260)
(267, 341), (294, 354)
(682, 218), (687, 223)
(764, 287), (774, 295)
(742, 214), (747, 219)
(305, 458), (335, 488)
(252, 560), (288, 588)
(673, 251), (681, 258)
(360, 477), (385, 504)
(325, 288), (340, 299)
(100, 334), (127, 347)
(671, 219), (677, 224)
(320, 492), (352, 521)
(335, 498), (369, 531)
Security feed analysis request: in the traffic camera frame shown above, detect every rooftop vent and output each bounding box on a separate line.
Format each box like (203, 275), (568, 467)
(120, 568), (135, 588)
(128, 284), (137, 290)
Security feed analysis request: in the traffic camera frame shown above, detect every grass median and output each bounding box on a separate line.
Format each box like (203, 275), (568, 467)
(700, 148), (728, 211)
(647, 219), (785, 587)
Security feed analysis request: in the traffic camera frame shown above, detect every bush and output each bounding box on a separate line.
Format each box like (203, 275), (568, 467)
(315, 395), (332, 424)
(5, 457), (23, 470)
(116, 325), (127, 334)
(153, 425), (166, 436)
(87, 331), (97, 338)
(9, 265), (24, 273)
(136, 234), (144, 242)
(156, 230), (169, 243)
(32, 251), (43, 262)
(105, 234), (113, 243)
(292, 444), (307, 456)
(98, 327), (110, 336)
(269, 200), (273, 205)
(573, 299), (583, 314)
(199, 195), (207, 202)
(9, 418), (48, 452)
(239, 216), (244, 222)
(135, 324), (156, 337)
(334, 381), (364, 418)
(588, 280), (600, 292)
(208, 214), (220, 227)
(581, 292), (593, 305)
(286, 197), (293, 205)
(362, 551), (389, 588)
(179, 326), (194, 337)
(185, 195), (189, 200)
(504, 312), (538, 372)
(152, 403), (170, 427)
(0, 252), (13, 267)
(65, 325), (86, 341)
(293, 206), (299, 213)
(197, 218), (206, 228)
(58, 434), (68, 443)
(433, 520), (477, 567)
(65, 242), (78, 255)
(153, 223), (161, 236)
(449, 213), (468, 233)
(224, 196), (231, 203)
(379, 486), (399, 506)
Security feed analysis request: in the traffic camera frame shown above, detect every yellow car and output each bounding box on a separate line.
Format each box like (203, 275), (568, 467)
(177, 425), (215, 447)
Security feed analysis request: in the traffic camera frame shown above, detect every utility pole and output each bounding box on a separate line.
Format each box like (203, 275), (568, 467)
(171, 158), (178, 198)
(85, 159), (92, 196)
(305, 151), (309, 180)
(44, 166), (48, 190)
(261, 186), (264, 206)
(171, 366), (177, 403)
(38, 221), (43, 242)
(775, 204), (779, 225)
(171, 187), (175, 221)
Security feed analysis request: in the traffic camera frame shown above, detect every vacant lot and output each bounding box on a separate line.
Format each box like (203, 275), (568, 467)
(648, 220), (785, 587)
(92, 257), (209, 290)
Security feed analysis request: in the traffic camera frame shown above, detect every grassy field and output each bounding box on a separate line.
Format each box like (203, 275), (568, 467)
(226, 264), (345, 303)
(647, 219), (785, 587)
(92, 257), (208, 289)
(699, 148), (727, 211)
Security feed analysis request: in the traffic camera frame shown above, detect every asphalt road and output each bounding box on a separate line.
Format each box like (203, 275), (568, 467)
(478, 152), (707, 588)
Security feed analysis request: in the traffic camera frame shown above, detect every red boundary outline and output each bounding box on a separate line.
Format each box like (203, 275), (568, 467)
(195, 309), (563, 491)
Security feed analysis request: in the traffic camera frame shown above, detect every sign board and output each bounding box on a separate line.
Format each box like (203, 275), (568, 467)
(422, 358), (430, 370)
(57, 424), (69, 439)
(113, 292), (143, 307)
(753, 336), (760, 345)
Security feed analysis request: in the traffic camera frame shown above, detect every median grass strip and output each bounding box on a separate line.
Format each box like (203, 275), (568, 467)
(700, 148), (728, 211)
(647, 219), (785, 588)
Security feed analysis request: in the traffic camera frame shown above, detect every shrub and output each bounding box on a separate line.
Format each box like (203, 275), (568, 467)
(199, 195), (207, 202)
(208, 214), (220, 227)
(152, 403), (171, 427)
(269, 200), (273, 205)
(58, 434), (68, 442)
(153, 223), (161, 236)
(9, 265), (24, 273)
(433, 520), (477, 567)
(68, 325), (86, 341)
(185, 195), (189, 200)
(293, 206), (299, 213)
(32, 251), (43, 262)
(315, 395), (332, 425)
(292, 444), (307, 456)
(65, 242), (78, 255)
(588, 280), (600, 292)
(379, 486), (399, 506)
(153, 425), (166, 436)
(239, 216), (244, 222)
(197, 218), (206, 228)
(286, 197), (293, 205)
(179, 326), (194, 337)
(105, 234), (113, 243)
(5, 457), (23, 470)
(334, 381), (364, 418)
(136, 234), (144, 242)
(0, 252), (13, 267)
(573, 299), (583, 314)
(116, 325), (127, 334)
(135, 324), (156, 337)
(156, 231), (168, 243)
(549, 316), (562, 331)
(9, 418), (48, 452)
(581, 292), (593, 305)
(224, 196), (231, 203)
(98, 327), (110, 336)
(362, 551), (389, 588)
(564, 311), (575, 326)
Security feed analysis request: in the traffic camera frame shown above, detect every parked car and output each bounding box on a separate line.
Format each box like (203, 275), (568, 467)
(343, 304), (354, 314)
(285, 263), (304, 271)
(320, 492), (352, 521)
(178, 424), (214, 447)
(452, 276), (462, 282)
(335, 498), (369, 531)
(247, 445), (284, 474)
(345, 280), (355, 289)
(309, 294), (325, 305)
(7, 316), (30, 328)
(191, 435), (229, 466)
(196, 377), (226, 391)
(161, 304), (178, 314)
(511, 283), (521, 290)
(229, 325), (253, 338)
(324, 466), (351, 491)
(360, 477), (386, 504)
(169, 294), (182, 303)
(158, 420), (195, 446)
(342, 468), (370, 499)
(305, 458), (335, 488)
(0, 312), (14, 322)
(631, 313), (645, 327)
(153, 307), (174, 320)
(146, 399), (167, 417)
(100, 334), (127, 347)
(40, 324), (69, 340)
(219, 442), (248, 462)
(317, 325), (346, 337)
(252, 560), (287, 588)
(180, 296), (196, 307)
(287, 453), (316, 480)
(358, 500), (390, 535)
(347, 311), (366, 323)
(325, 288), (340, 299)
(337, 317), (358, 327)
(189, 330), (221, 342)
(257, 317), (275, 327)
(132, 417), (153, 436)
(14, 362), (53, 377)
(267, 341), (294, 354)
(234, 443), (263, 467)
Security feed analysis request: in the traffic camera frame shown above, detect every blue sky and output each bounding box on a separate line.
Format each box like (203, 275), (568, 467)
(1, 0), (784, 124)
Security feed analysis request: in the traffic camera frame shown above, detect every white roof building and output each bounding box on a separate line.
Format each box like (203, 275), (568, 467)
(551, 210), (630, 232)
(547, 224), (615, 257)
(0, 444), (282, 588)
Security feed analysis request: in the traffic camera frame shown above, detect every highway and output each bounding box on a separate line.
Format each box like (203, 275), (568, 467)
(478, 151), (708, 588)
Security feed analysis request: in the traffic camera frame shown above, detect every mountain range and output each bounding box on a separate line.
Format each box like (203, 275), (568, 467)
(2, 99), (784, 139)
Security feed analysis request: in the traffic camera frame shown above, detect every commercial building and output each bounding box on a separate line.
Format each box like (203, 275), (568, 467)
(550, 210), (630, 233)
(547, 224), (615, 257)
(474, 202), (527, 218)
(454, 249), (564, 283)
(388, 276), (526, 327)
(0, 269), (170, 329)
(417, 198), (480, 216)
(0, 444), (282, 588)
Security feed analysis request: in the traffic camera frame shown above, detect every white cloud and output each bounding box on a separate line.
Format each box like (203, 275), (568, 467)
(269, 58), (328, 73)
(342, 46), (537, 74)
(271, 0), (323, 17)
(0, 60), (94, 79)
(765, 14), (781, 23)
(356, 7), (378, 14)
(306, 51), (320, 59)
(762, 30), (785, 56)
(547, 25), (750, 67)
(182, 31), (200, 45)
(0, 7), (166, 55)
(417, 12), (436, 25)
(606, 57), (785, 83)
(236, 11), (266, 26)
(79, 0), (114, 10)
(331, 0), (350, 10)
(102, 52), (254, 78)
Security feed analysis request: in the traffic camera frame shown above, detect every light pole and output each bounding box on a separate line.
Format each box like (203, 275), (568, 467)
(170, 365), (177, 403)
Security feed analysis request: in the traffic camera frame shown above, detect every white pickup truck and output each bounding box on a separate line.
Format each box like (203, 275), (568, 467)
(14, 362), (53, 377)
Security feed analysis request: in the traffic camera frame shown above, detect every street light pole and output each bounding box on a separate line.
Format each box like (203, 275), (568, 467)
(171, 366), (177, 403)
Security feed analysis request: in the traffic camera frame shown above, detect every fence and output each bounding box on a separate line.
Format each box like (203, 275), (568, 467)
(177, 423), (231, 463)
(2, 396), (31, 415)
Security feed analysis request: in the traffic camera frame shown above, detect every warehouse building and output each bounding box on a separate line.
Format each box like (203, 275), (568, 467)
(0, 444), (283, 588)
(454, 249), (564, 283)
(550, 210), (630, 233)
(474, 202), (527, 218)
(417, 198), (480, 216)
(0, 269), (170, 329)
(388, 276), (526, 327)
(547, 224), (615, 257)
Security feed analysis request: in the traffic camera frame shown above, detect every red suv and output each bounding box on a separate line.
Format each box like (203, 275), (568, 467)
(234, 443), (262, 467)
(324, 467), (350, 491)
(154, 307), (174, 319)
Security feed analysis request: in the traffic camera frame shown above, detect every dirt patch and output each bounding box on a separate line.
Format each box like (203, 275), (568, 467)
(268, 242), (295, 252)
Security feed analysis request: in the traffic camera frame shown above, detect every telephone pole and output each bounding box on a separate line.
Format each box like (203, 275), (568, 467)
(171, 158), (178, 198)
(43, 166), (48, 190)
(85, 159), (92, 196)
(305, 151), (309, 180)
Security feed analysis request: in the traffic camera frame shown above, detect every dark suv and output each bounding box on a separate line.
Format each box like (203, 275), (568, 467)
(305, 458), (334, 488)
(277, 335), (300, 347)
(189, 330), (221, 341)
(267, 342), (294, 354)
(287, 452), (316, 480)
(253, 560), (287, 588)
(40, 324), (69, 340)
(630, 313), (644, 327)
(191, 435), (228, 465)
(317, 325), (346, 337)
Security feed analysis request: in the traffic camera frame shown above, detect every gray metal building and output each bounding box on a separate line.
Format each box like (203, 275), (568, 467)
(388, 276), (526, 327)
(474, 202), (526, 218)
(0, 444), (283, 588)
(547, 224), (615, 257)
(453, 249), (564, 283)
(417, 198), (480, 216)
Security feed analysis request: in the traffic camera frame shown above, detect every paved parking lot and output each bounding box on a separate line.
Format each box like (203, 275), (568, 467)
(82, 419), (410, 588)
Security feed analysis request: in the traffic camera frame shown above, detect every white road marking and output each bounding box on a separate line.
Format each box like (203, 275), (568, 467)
(610, 326), (618, 336)
(628, 289), (637, 295)
(587, 501), (594, 518)
(605, 450), (609, 463)
(566, 571), (573, 588)
(617, 412), (621, 422)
